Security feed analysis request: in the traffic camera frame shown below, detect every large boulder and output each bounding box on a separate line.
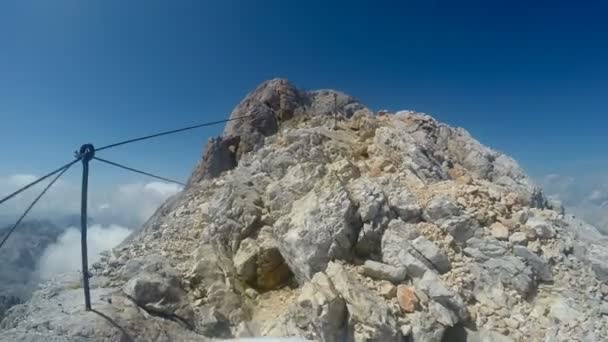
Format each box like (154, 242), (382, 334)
(234, 229), (292, 291)
(274, 184), (362, 283)
(272, 272), (348, 341)
(325, 262), (401, 341)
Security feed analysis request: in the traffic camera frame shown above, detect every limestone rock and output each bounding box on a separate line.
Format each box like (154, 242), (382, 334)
(513, 245), (553, 282)
(490, 222), (510, 240)
(464, 237), (508, 261)
(508, 232), (528, 245)
(290, 272), (348, 341)
(361, 260), (407, 283)
(275, 184), (362, 283)
(121, 256), (186, 316)
(411, 236), (451, 273)
(123, 271), (185, 315)
(439, 215), (480, 243)
(234, 238), (259, 284)
(234, 232), (292, 291)
(325, 262), (400, 341)
(526, 216), (555, 239)
(410, 311), (446, 342)
(423, 197), (460, 222)
(416, 272), (468, 321)
(381, 222), (434, 278)
(429, 301), (458, 327)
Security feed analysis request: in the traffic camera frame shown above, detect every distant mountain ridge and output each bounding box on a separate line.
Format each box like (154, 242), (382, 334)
(0, 220), (64, 318)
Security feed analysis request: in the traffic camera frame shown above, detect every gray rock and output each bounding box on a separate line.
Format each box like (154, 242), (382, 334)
(188, 135), (240, 184)
(526, 216), (555, 239)
(410, 311), (446, 342)
(429, 301), (458, 327)
(411, 236), (451, 273)
(465, 328), (515, 342)
(490, 222), (509, 240)
(275, 184), (362, 283)
(508, 232), (528, 245)
(285, 272), (348, 342)
(423, 197), (460, 222)
(483, 256), (534, 296)
(1, 276), (207, 342)
(381, 222), (433, 278)
(439, 215), (480, 242)
(121, 256), (187, 316)
(326, 262), (400, 341)
(361, 260), (407, 283)
(123, 271), (185, 315)
(600, 303), (608, 315)
(234, 238), (259, 284)
(386, 187), (422, 223)
(512, 209), (530, 225)
(416, 272), (468, 321)
(465, 237), (508, 261)
(234, 231), (291, 291)
(513, 245), (553, 282)
(548, 296), (581, 324)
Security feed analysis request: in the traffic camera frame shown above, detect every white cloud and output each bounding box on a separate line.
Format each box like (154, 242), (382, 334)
(0, 174), (182, 295)
(540, 173), (608, 234)
(94, 181), (182, 227)
(0, 175), (182, 228)
(37, 224), (132, 279)
(8, 174), (38, 187)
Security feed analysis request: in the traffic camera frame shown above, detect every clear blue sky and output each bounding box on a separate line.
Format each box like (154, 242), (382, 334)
(1, 0), (607, 185)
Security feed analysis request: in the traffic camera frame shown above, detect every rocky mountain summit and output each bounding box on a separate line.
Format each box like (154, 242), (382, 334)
(2, 79), (608, 341)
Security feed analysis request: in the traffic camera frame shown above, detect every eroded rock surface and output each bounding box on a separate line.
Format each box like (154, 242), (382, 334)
(3, 79), (608, 342)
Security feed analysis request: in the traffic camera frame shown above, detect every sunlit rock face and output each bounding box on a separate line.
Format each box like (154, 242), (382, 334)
(2, 79), (607, 342)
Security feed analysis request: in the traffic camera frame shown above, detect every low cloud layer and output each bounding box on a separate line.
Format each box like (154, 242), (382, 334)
(540, 173), (608, 234)
(0, 175), (182, 228)
(37, 224), (132, 279)
(0, 174), (182, 281)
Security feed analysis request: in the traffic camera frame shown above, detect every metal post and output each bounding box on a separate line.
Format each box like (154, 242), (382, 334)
(79, 143), (95, 311)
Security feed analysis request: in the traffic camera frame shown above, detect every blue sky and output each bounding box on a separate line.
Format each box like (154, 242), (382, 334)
(1, 0), (606, 187)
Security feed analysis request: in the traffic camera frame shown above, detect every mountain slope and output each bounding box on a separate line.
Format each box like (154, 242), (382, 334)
(0, 220), (67, 318)
(2, 79), (607, 342)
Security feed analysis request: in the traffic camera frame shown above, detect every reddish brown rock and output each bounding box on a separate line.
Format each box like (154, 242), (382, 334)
(396, 285), (419, 313)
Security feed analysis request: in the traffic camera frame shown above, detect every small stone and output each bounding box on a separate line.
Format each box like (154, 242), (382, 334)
(423, 197), (460, 222)
(490, 222), (509, 240)
(512, 209), (529, 225)
(378, 281), (397, 299)
(487, 211), (498, 223)
(361, 260), (407, 283)
(509, 232), (528, 245)
(429, 301), (458, 326)
(400, 324), (412, 337)
(396, 285), (419, 313)
(245, 288), (259, 299)
(527, 240), (542, 254)
(527, 217), (555, 239)
(506, 318), (520, 329)
(523, 226), (537, 240)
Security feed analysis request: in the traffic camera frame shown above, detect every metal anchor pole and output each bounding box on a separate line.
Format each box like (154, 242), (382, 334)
(78, 143), (95, 311)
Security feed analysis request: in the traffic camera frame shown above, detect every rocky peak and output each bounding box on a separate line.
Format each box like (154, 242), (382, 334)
(189, 78), (368, 184)
(2, 80), (608, 342)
